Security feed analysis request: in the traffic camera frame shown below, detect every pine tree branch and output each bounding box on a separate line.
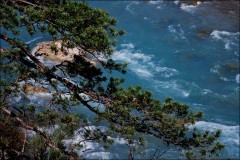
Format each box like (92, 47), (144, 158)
(2, 107), (59, 150)
(1, 107), (78, 159)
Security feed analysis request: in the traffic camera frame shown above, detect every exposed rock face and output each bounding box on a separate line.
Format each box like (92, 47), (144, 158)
(181, 1), (202, 7)
(25, 41), (97, 96)
(32, 41), (96, 65)
(23, 84), (50, 94)
(33, 41), (83, 62)
(197, 29), (212, 38)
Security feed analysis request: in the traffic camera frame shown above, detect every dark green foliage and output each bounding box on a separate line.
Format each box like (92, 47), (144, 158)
(0, 0), (224, 159)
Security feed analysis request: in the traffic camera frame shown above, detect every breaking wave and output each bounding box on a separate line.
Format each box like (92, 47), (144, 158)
(112, 43), (178, 79)
(194, 121), (239, 158)
(210, 30), (240, 51)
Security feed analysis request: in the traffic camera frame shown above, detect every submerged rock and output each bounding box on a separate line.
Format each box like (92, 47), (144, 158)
(197, 29), (212, 38)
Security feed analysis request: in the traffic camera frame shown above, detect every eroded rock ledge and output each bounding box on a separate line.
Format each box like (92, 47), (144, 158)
(32, 41), (96, 65)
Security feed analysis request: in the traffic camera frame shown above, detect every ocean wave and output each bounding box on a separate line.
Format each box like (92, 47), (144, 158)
(180, 3), (199, 14)
(210, 30), (240, 40)
(153, 80), (190, 98)
(64, 125), (127, 159)
(193, 121), (239, 157)
(113, 43), (178, 78)
(210, 30), (239, 50)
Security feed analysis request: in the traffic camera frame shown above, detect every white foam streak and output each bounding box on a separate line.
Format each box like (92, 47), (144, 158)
(26, 37), (42, 44)
(113, 43), (178, 79)
(135, 68), (153, 77)
(210, 30), (240, 40)
(154, 80), (190, 98)
(121, 43), (134, 49)
(126, 1), (139, 14)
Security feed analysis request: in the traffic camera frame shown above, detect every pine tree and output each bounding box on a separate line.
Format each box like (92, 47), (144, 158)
(0, 0), (224, 159)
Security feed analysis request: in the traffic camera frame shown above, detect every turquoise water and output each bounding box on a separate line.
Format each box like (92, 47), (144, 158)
(9, 0), (239, 159)
(86, 1), (239, 159)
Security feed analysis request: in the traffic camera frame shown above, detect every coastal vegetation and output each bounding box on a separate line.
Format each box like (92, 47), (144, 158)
(0, 0), (225, 159)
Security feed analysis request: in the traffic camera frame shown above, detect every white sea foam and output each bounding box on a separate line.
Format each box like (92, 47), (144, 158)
(210, 64), (221, 74)
(154, 80), (190, 98)
(202, 89), (212, 95)
(135, 68), (153, 77)
(126, 1), (139, 14)
(224, 42), (231, 50)
(167, 25), (186, 40)
(220, 77), (231, 82)
(113, 44), (153, 78)
(210, 30), (240, 50)
(173, 0), (180, 5)
(193, 121), (239, 156)
(182, 91), (190, 97)
(113, 43), (178, 78)
(26, 37), (42, 44)
(210, 61), (239, 84)
(180, 4), (198, 14)
(236, 74), (240, 84)
(63, 126), (126, 159)
(85, 152), (116, 159)
(144, 16), (149, 20)
(111, 137), (127, 145)
(155, 66), (178, 78)
(210, 30), (240, 40)
(168, 25), (176, 33)
(148, 0), (163, 5)
(121, 43), (134, 49)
